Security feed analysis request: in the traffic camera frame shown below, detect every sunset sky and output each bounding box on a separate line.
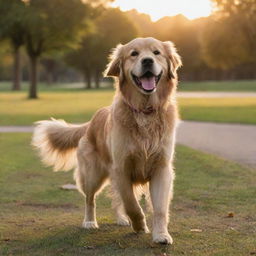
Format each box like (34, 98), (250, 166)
(112, 0), (212, 21)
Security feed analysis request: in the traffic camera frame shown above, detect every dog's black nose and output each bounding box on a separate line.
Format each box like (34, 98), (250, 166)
(142, 58), (154, 66)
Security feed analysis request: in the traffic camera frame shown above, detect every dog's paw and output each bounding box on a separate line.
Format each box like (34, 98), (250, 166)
(134, 225), (150, 234)
(153, 232), (173, 244)
(143, 225), (150, 233)
(117, 216), (130, 226)
(82, 221), (99, 229)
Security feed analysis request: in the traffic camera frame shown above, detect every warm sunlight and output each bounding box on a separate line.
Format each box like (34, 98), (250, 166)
(112, 0), (212, 21)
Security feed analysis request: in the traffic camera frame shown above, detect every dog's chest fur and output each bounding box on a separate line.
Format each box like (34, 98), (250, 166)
(133, 113), (164, 154)
(111, 96), (177, 183)
(118, 109), (174, 183)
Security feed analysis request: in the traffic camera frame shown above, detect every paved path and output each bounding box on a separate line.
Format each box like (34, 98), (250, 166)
(1, 122), (255, 167)
(177, 121), (256, 167)
(177, 92), (256, 98)
(0, 126), (33, 133)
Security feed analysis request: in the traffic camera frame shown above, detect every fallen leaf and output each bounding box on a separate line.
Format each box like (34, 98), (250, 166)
(226, 212), (234, 218)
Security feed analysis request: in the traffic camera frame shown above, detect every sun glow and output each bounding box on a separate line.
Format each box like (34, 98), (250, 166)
(112, 0), (212, 21)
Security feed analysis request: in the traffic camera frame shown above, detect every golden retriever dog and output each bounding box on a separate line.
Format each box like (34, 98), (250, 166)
(32, 37), (182, 244)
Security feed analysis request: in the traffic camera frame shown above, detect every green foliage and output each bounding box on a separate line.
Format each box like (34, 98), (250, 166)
(96, 8), (138, 46)
(23, 0), (90, 57)
(0, 1), (27, 90)
(20, 0), (91, 98)
(144, 14), (207, 77)
(65, 8), (138, 88)
(125, 9), (154, 37)
(0, 0), (26, 48)
(203, 0), (256, 69)
(200, 17), (250, 69)
(0, 42), (13, 80)
(1, 0), (256, 88)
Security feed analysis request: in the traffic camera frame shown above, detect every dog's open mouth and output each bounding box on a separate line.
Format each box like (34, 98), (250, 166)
(132, 71), (162, 93)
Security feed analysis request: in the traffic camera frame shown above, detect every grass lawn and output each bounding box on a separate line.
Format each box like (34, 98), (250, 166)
(0, 81), (113, 92)
(0, 133), (255, 255)
(1, 80), (256, 92)
(0, 91), (255, 125)
(0, 91), (114, 126)
(179, 80), (256, 91)
(178, 97), (256, 124)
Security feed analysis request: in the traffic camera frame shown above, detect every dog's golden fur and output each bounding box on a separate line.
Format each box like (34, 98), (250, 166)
(32, 37), (182, 244)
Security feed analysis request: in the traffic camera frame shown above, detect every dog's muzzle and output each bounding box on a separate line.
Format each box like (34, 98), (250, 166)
(132, 70), (162, 93)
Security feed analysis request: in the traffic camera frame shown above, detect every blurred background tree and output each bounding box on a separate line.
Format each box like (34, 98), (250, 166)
(202, 0), (256, 71)
(0, 0), (26, 91)
(200, 17), (250, 70)
(0, 42), (14, 82)
(22, 0), (90, 98)
(0, 0), (256, 97)
(125, 9), (154, 37)
(65, 8), (137, 89)
(212, 0), (256, 60)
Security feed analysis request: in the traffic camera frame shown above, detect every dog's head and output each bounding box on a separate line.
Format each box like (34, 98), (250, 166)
(105, 37), (182, 95)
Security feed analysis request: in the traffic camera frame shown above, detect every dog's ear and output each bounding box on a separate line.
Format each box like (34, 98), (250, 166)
(104, 44), (123, 77)
(162, 41), (182, 79)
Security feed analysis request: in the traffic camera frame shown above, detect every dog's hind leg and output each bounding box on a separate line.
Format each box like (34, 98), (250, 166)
(112, 172), (149, 233)
(75, 142), (108, 229)
(110, 184), (130, 226)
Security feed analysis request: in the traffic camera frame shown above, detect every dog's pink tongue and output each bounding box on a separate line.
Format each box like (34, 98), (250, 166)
(139, 77), (155, 90)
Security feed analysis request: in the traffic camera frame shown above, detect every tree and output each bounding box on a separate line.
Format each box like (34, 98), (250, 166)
(65, 33), (99, 88)
(125, 9), (155, 37)
(41, 58), (58, 85)
(0, 42), (14, 81)
(202, 0), (256, 69)
(200, 17), (250, 70)
(22, 0), (89, 98)
(65, 8), (138, 89)
(153, 15), (207, 80)
(0, 0), (26, 90)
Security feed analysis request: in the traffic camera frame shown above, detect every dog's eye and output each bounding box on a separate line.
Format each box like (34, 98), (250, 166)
(131, 51), (139, 56)
(153, 50), (160, 55)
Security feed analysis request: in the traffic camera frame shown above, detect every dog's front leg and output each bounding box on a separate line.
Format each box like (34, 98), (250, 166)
(114, 171), (149, 233)
(150, 165), (174, 244)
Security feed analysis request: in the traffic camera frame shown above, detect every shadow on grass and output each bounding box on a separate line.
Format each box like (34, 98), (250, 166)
(9, 224), (171, 256)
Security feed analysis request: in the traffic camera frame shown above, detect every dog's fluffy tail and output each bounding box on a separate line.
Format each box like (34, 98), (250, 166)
(32, 118), (89, 171)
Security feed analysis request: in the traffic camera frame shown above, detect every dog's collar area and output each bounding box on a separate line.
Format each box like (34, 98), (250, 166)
(123, 100), (156, 115)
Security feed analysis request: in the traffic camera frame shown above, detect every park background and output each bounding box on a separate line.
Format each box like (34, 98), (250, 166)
(0, 0), (255, 255)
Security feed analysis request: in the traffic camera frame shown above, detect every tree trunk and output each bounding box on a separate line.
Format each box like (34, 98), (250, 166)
(46, 71), (53, 85)
(12, 47), (21, 91)
(95, 71), (100, 89)
(29, 56), (38, 99)
(84, 71), (91, 89)
(42, 58), (56, 85)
